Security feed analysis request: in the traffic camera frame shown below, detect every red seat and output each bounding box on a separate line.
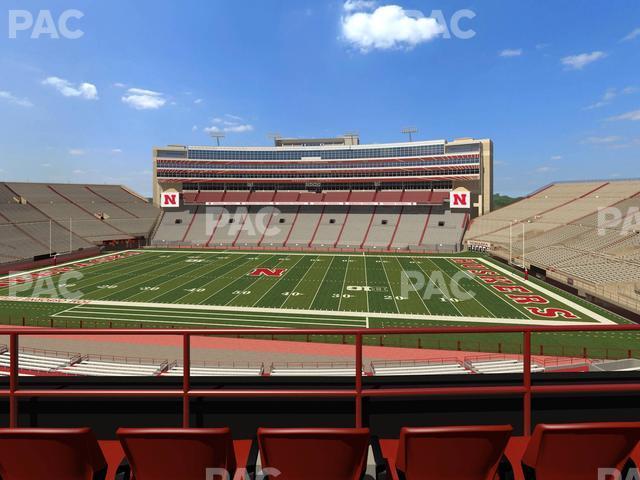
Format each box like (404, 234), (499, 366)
(116, 428), (236, 480)
(395, 425), (513, 480)
(521, 422), (640, 479)
(0, 427), (107, 480)
(257, 427), (370, 480)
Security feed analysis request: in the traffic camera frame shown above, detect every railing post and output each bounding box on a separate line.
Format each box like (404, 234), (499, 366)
(183, 334), (190, 428)
(523, 331), (532, 437)
(355, 333), (363, 428)
(9, 334), (18, 428)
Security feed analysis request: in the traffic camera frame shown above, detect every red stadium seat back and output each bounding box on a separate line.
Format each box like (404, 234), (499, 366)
(116, 428), (236, 480)
(257, 427), (370, 480)
(395, 425), (513, 480)
(0, 427), (106, 480)
(522, 422), (640, 479)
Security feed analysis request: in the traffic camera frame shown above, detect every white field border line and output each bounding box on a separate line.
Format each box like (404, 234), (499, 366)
(57, 305), (365, 323)
(0, 296), (600, 326)
(143, 249), (473, 260)
(0, 250), (145, 281)
(478, 257), (616, 325)
(52, 313), (365, 329)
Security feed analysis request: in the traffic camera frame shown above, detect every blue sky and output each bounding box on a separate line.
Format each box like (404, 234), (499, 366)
(0, 0), (638, 197)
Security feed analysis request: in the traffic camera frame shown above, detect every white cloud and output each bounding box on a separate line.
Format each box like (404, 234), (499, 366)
(343, 0), (377, 12)
(113, 82), (127, 88)
(535, 43), (550, 50)
(583, 135), (623, 144)
(192, 125), (198, 132)
(550, 155), (563, 160)
(204, 116), (254, 134)
(622, 28), (640, 42)
(534, 166), (558, 174)
(0, 90), (33, 107)
(42, 77), (98, 100)
(341, 3), (445, 52)
(499, 48), (523, 57)
(68, 148), (86, 156)
(121, 88), (166, 110)
(607, 109), (640, 122)
(194, 98), (203, 104)
(111, 148), (122, 154)
(561, 51), (607, 70)
(584, 87), (637, 110)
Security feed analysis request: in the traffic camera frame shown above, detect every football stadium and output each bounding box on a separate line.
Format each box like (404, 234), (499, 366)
(1, 1), (640, 477)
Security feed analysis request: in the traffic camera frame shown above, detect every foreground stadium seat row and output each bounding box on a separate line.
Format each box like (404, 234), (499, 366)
(0, 422), (638, 480)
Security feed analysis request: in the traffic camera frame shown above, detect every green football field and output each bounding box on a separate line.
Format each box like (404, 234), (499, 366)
(0, 249), (637, 358)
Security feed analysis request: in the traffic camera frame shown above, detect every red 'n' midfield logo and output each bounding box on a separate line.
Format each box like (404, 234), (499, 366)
(249, 268), (287, 277)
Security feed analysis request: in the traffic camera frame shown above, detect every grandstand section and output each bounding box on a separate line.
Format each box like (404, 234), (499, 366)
(465, 179), (640, 314)
(150, 135), (491, 252)
(0, 182), (160, 266)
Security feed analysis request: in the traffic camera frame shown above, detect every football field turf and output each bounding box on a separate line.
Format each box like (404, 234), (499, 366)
(0, 249), (637, 357)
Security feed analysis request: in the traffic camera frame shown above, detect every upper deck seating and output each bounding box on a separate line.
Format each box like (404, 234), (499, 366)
(0, 428), (107, 480)
(257, 428), (370, 480)
(520, 422), (640, 479)
(116, 428), (236, 480)
(393, 425), (512, 480)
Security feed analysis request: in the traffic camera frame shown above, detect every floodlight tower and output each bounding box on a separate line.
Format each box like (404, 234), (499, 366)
(401, 127), (418, 142)
(209, 132), (225, 146)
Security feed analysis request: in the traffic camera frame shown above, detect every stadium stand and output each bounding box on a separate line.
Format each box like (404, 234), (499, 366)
(270, 362), (360, 377)
(466, 358), (545, 374)
(164, 362), (264, 377)
(465, 179), (640, 314)
(0, 182), (160, 265)
(150, 191), (465, 252)
(371, 359), (471, 376)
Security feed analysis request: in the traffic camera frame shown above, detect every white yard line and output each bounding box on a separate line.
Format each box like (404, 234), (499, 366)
(379, 257), (400, 313)
(479, 257), (617, 325)
(0, 296), (601, 326)
(309, 256), (336, 309)
(393, 257), (431, 315)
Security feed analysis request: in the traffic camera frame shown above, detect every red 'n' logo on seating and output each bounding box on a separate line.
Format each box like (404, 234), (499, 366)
(249, 268), (287, 277)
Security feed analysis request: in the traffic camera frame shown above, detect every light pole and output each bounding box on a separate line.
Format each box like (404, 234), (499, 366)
(401, 127), (418, 142)
(209, 132), (225, 146)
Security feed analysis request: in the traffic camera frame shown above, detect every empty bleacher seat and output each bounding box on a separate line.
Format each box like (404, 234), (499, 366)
(59, 358), (164, 376)
(116, 428), (236, 480)
(467, 359), (545, 374)
(0, 349), (72, 373)
(164, 364), (263, 377)
(391, 425), (512, 480)
(270, 363), (361, 376)
(520, 422), (640, 479)
(256, 428), (370, 480)
(371, 360), (470, 376)
(0, 428), (107, 480)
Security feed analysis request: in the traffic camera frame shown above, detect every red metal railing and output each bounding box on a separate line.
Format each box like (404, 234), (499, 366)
(3, 324), (640, 435)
